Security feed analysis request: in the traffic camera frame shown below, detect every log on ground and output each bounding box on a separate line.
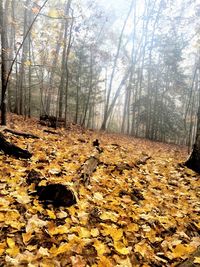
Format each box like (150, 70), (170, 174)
(3, 128), (39, 139)
(0, 133), (32, 159)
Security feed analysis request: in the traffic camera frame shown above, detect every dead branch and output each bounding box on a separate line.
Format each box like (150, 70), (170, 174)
(79, 139), (102, 185)
(43, 129), (59, 135)
(3, 128), (39, 139)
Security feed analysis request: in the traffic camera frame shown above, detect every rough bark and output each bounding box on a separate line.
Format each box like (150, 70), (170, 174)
(185, 106), (200, 173)
(0, 0), (8, 125)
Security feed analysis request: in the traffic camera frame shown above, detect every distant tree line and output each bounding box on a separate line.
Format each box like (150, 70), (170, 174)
(0, 0), (200, 146)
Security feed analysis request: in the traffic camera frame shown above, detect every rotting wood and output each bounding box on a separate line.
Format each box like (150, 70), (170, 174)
(36, 184), (77, 207)
(26, 170), (76, 207)
(0, 133), (32, 159)
(3, 128), (39, 139)
(79, 139), (102, 185)
(80, 153), (100, 184)
(39, 115), (65, 128)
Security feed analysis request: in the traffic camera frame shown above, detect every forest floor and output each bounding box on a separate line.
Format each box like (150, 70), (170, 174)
(0, 114), (199, 267)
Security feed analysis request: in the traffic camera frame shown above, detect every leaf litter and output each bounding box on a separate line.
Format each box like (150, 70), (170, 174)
(0, 115), (199, 267)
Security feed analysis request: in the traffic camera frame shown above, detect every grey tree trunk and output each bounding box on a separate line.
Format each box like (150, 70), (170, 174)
(100, 0), (134, 130)
(185, 105), (200, 173)
(58, 0), (72, 119)
(0, 0), (8, 125)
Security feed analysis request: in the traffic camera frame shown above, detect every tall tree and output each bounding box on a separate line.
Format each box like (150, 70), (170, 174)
(101, 0), (135, 130)
(185, 55), (200, 172)
(0, 0), (8, 125)
(0, 0), (48, 125)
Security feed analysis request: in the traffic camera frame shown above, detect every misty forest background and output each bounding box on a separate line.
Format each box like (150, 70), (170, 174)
(1, 0), (200, 147)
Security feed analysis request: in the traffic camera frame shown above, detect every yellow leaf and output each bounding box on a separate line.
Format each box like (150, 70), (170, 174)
(5, 210), (20, 221)
(185, 168), (196, 176)
(50, 243), (71, 256)
(114, 241), (130, 255)
(127, 223), (139, 232)
(100, 211), (119, 222)
(6, 238), (19, 257)
(91, 228), (99, 237)
(0, 242), (6, 256)
(0, 213), (5, 222)
(22, 232), (33, 244)
(93, 240), (108, 256)
(195, 222), (200, 229)
(38, 247), (50, 256)
(7, 238), (15, 248)
(78, 227), (91, 238)
(98, 256), (112, 267)
(172, 244), (195, 258)
(194, 257), (200, 264)
(134, 242), (154, 258)
(26, 245), (37, 251)
(102, 226), (123, 242)
(6, 247), (20, 257)
(47, 209), (56, 219)
(48, 221), (70, 235)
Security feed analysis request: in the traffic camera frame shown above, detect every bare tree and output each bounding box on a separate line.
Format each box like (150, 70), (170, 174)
(0, 0), (8, 125)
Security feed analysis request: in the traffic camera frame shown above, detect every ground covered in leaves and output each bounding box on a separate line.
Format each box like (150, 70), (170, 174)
(0, 115), (200, 267)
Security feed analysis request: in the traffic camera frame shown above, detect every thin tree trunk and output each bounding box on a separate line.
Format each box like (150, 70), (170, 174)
(0, 0), (8, 125)
(46, 26), (64, 115)
(101, 0), (134, 130)
(58, 0), (72, 119)
(82, 47), (93, 126)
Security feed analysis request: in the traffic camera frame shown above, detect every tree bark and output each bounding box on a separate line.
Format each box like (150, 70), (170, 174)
(0, 0), (8, 125)
(185, 105), (200, 173)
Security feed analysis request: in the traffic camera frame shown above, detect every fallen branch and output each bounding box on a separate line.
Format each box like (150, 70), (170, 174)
(80, 154), (100, 184)
(0, 133), (32, 159)
(3, 128), (39, 139)
(79, 139), (102, 185)
(135, 154), (151, 166)
(43, 129), (59, 135)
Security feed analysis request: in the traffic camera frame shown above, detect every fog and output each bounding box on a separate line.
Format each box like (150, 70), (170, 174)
(0, 0), (199, 146)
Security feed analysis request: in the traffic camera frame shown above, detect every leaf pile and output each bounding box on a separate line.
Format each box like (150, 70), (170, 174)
(0, 115), (199, 267)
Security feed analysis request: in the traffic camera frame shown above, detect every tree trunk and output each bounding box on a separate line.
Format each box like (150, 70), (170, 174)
(58, 0), (72, 119)
(0, 0), (8, 125)
(100, 0), (134, 131)
(185, 105), (200, 173)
